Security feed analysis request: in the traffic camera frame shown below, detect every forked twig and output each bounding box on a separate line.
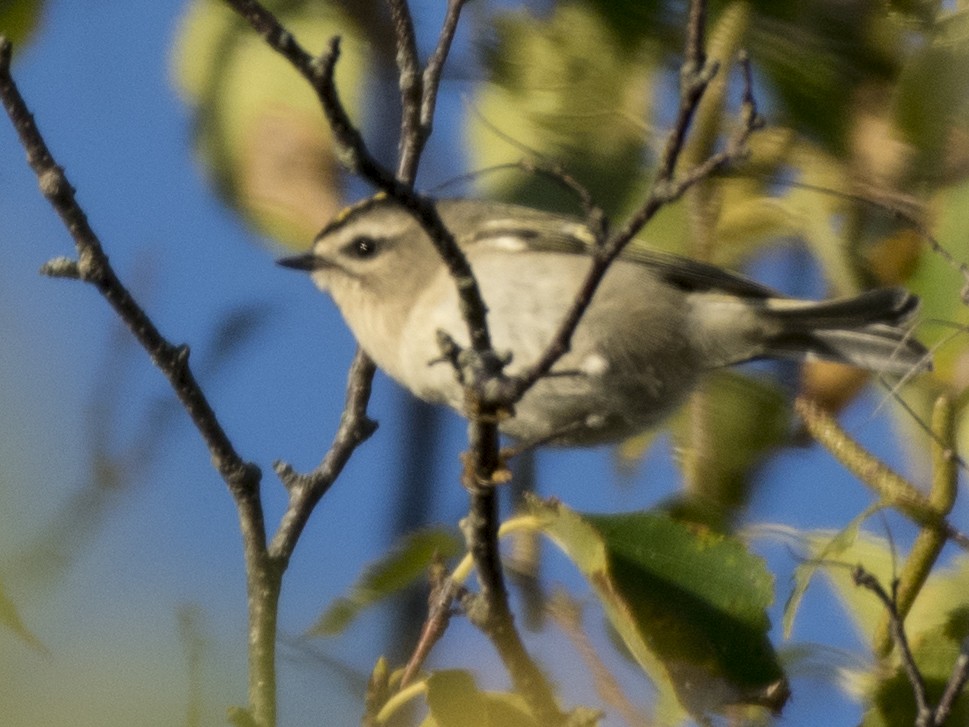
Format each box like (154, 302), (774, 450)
(852, 565), (969, 727)
(853, 567), (932, 721)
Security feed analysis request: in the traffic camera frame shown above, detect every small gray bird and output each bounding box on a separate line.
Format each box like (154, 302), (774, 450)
(280, 195), (930, 445)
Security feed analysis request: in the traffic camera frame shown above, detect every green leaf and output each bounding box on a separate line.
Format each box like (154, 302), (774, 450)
(530, 500), (788, 724)
(420, 670), (541, 727)
(309, 527), (462, 636)
(783, 504), (886, 638)
(425, 670), (489, 727)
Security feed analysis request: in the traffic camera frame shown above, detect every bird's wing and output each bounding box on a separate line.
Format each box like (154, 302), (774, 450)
(615, 245), (779, 298)
(443, 199), (780, 299)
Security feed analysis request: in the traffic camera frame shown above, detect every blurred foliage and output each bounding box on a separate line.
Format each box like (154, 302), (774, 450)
(788, 528), (969, 725)
(0, 0), (44, 46)
(172, 0), (370, 248)
(468, 1), (659, 217)
(419, 670), (542, 727)
(311, 527), (462, 636)
(0, 577), (44, 652)
(622, 371), (790, 529)
(783, 506), (884, 639)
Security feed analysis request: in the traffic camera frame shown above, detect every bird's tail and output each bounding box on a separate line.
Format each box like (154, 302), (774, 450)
(762, 288), (930, 376)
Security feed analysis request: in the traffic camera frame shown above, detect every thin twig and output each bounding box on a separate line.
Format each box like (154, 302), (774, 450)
(497, 20), (761, 405)
(852, 566), (932, 725)
(859, 566), (969, 726)
(876, 372), (968, 474)
(0, 36), (257, 493)
(945, 524), (969, 551)
(386, 0), (422, 182)
(388, 0), (467, 184)
(400, 566), (467, 687)
(934, 636), (969, 724)
(270, 349), (378, 562)
(656, 0), (712, 184)
(420, 0), (468, 149)
(548, 591), (648, 727)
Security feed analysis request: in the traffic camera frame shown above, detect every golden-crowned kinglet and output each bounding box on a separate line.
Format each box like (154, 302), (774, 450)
(280, 195), (930, 445)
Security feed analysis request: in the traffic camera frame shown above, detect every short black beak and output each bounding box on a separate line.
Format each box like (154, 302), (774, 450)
(277, 253), (324, 272)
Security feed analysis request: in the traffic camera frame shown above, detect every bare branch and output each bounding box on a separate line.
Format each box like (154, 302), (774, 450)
(379, 3), (562, 718)
(270, 349), (378, 562)
(462, 488), (564, 723)
(400, 564), (467, 688)
(852, 566), (932, 724)
(419, 0), (468, 149)
(387, 0), (468, 183)
(0, 36), (259, 493)
(460, 418), (565, 722)
(0, 33), (281, 726)
(656, 0), (714, 185)
(857, 565), (969, 727)
(219, 2), (558, 719)
(935, 636), (969, 724)
(386, 0), (422, 182)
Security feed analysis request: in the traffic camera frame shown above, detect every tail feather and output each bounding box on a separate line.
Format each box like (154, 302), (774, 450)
(763, 288), (930, 376)
(763, 288), (919, 328)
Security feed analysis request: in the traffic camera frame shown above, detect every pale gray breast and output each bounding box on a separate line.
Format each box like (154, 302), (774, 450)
(396, 245), (704, 441)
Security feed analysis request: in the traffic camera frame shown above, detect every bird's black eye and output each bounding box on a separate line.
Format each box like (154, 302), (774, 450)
(342, 236), (382, 260)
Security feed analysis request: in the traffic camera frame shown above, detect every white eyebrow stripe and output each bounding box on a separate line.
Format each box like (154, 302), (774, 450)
(478, 234), (531, 252)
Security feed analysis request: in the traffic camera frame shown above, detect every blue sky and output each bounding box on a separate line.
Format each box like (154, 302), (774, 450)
(0, 2), (952, 725)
